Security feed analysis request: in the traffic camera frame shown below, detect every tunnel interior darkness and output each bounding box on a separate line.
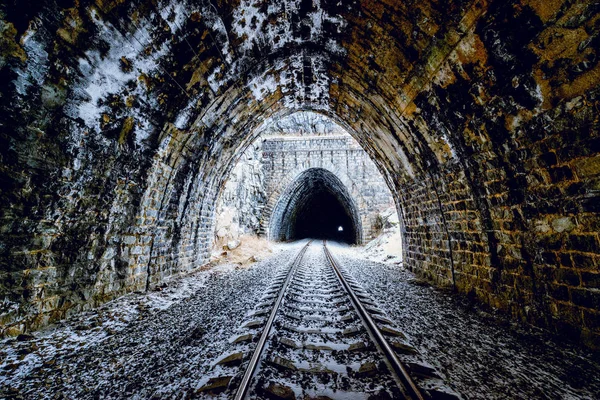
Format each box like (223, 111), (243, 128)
(269, 168), (361, 244)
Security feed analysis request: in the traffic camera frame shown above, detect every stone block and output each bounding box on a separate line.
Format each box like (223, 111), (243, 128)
(122, 235), (136, 245)
(572, 288), (600, 309)
(538, 151), (558, 167)
(549, 284), (570, 302)
(560, 253), (573, 268)
(131, 246), (144, 255)
(549, 166), (574, 183)
(571, 253), (597, 270)
(553, 268), (580, 287)
(574, 154), (600, 178)
(567, 235), (598, 253)
(581, 197), (600, 213)
(583, 309), (600, 330)
(145, 209), (158, 219)
(102, 247), (116, 260)
(551, 216), (576, 233)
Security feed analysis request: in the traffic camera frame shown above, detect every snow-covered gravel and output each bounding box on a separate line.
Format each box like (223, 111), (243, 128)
(2, 239), (600, 399)
(0, 242), (306, 399)
(249, 243), (401, 399)
(328, 242), (600, 399)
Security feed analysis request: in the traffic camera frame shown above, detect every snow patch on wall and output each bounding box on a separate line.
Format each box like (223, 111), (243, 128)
(279, 54), (331, 110)
(441, 133), (457, 159)
(325, 39), (347, 56)
(202, 4), (233, 64)
(215, 141), (267, 238)
(231, 0), (270, 53)
(13, 25), (49, 96)
(249, 73), (278, 101)
(174, 96), (200, 130)
(205, 0), (346, 101)
(258, 111), (346, 136)
(76, 11), (167, 131)
(134, 117), (154, 146)
(158, 0), (188, 34)
(208, 65), (224, 94)
(230, 0), (346, 53)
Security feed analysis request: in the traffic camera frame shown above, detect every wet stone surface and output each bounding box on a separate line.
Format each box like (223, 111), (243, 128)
(330, 243), (600, 399)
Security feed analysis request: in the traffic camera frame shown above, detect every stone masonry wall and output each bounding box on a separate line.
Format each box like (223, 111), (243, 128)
(214, 141), (267, 240)
(398, 2), (600, 348)
(0, 0), (598, 348)
(260, 135), (395, 243)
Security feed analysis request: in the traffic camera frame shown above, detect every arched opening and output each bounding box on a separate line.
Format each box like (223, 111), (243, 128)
(289, 184), (355, 243)
(269, 168), (361, 244)
(1, 0), (598, 350)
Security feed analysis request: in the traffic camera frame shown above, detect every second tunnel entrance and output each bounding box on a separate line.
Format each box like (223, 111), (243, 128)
(268, 168), (361, 244)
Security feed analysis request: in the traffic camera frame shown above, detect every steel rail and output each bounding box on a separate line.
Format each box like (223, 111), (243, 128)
(234, 240), (312, 400)
(323, 241), (425, 400)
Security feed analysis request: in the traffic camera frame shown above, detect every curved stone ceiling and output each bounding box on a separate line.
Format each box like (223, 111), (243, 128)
(1, 0), (599, 347)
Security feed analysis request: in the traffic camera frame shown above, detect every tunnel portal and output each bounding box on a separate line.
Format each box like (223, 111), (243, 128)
(1, 0), (599, 350)
(269, 168), (361, 244)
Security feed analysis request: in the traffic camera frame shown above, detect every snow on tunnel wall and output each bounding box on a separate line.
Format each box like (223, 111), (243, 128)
(0, 0), (599, 348)
(213, 113), (395, 242)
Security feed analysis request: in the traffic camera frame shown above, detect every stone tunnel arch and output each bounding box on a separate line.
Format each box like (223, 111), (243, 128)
(260, 162), (373, 244)
(1, 0), (599, 348)
(268, 168), (363, 244)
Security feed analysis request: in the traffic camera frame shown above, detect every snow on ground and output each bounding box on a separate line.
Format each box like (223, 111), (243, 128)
(1, 239), (599, 399)
(328, 241), (600, 399)
(0, 242), (305, 399)
(359, 206), (403, 265)
(210, 234), (275, 267)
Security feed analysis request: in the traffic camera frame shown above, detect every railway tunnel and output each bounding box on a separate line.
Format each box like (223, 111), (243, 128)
(268, 167), (362, 244)
(1, 0), (600, 397)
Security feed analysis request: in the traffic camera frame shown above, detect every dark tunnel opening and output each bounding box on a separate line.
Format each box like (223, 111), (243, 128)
(292, 184), (356, 243)
(269, 168), (361, 244)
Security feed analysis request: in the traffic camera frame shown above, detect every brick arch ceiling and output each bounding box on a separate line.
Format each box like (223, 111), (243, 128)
(1, 0), (600, 347)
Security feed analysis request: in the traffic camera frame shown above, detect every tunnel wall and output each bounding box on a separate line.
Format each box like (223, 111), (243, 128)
(259, 136), (394, 243)
(0, 0), (599, 348)
(214, 141), (267, 240)
(394, 4), (600, 347)
(408, 99), (600, 341)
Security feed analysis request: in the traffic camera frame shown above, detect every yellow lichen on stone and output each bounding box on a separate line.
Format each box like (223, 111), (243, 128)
(119, 117), (135, 145)
(432, 62), (457, 89)
(558, 64), (600, 101)
(125, 95), (135, 107)
(138, 73), (151, 90)
(94, 0), (127, 14)
(457, 32), (488, 68)
(56, 8), (86, 44)
(522, 0), (566, 22)
(575, 154), (600, 179)
(187, 67), (208, 91)
(0, 21), (27, 63)
(531, 27), (588, 64)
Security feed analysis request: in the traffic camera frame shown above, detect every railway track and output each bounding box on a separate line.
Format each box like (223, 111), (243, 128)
(199, 240), (459, 399)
